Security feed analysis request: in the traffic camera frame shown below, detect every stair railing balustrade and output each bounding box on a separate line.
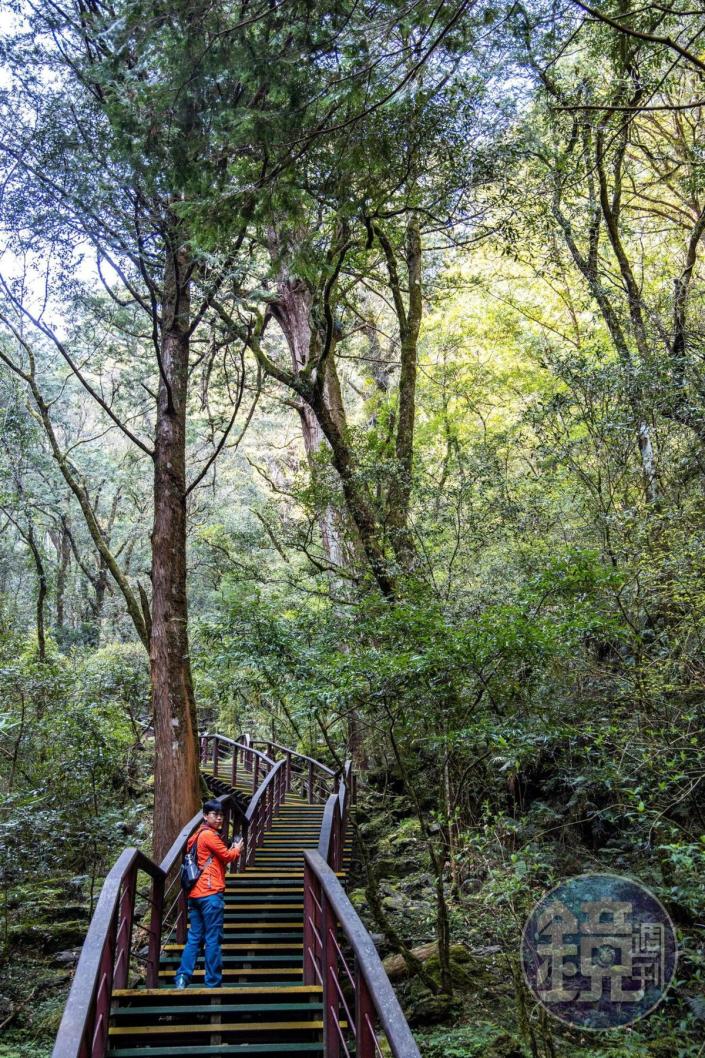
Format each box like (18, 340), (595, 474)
(200, 732), (275, 797)
(52, 850), (165, 1058)
(304, 763), (421, 1058)
(240, 756), (288, 868)
(250, 738), (337, 803)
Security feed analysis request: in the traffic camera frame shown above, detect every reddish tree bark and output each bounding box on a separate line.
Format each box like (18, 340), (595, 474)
(269, 276), (348, 571)
(150, 239), (201, 861)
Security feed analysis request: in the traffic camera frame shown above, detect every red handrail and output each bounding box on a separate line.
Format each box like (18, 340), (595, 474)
(307, 759), (420, 1056)
(303, 850), (421, 1058)
(199, 732), (275, 795)
(52, 849), (164, 1058)
(250, 738), (338, 802)
(317, 761), (351, 872)
(251, 738), (337, 775)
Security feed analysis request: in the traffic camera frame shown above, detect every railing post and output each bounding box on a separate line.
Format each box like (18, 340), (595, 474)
(303, 860), (317, 987)
(146, 872), (164, 988)
(258, 801), (265, 849)
(253, 755), (260, 795)
(321, 891), (340, 1058)
(240, 824), (249, 872)
(248, 823), (255, 868)
(308, 759), (314, 804)
(334, 801), (342, 873)
(113, 863), (137, 990)
(91, 905), (118, 1058)
(200, 735), (207, 764)
(355, 962), (376, 1058)
(341, 787), (349, 849)
(251, 805), (259, 857)
(286, 751), (292, 791)
(231, 747), (238, 789)
(176, 889), (188, 945)
(212, 736), (219, 778)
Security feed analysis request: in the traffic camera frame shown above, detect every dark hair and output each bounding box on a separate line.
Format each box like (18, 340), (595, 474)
(203, 799), (224, 815)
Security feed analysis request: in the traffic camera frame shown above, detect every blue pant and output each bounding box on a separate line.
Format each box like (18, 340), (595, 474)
(176, 892), (225, 988)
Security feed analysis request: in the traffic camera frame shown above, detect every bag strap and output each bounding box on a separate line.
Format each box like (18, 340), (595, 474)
(192, 827), (214, 872)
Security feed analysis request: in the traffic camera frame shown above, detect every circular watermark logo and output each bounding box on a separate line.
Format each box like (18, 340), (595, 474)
(521, 873), (677, 1030)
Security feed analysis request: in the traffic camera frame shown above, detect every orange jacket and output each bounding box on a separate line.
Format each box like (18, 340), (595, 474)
(187, 825), (241, 898)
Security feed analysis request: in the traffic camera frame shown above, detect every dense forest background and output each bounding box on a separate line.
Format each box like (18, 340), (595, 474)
(1, 0), (705, 1055)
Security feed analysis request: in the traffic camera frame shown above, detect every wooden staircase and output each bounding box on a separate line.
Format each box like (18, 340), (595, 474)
(107, 773), (352, 1057)
(52, 733), (419, 1058)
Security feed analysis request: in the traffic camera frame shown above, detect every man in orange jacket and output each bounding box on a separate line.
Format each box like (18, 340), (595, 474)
(175, 799), (243, 989)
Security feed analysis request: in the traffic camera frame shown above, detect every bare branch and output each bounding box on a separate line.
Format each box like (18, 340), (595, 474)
(0, 281), (154, 456)
(572, 0), (705, 74)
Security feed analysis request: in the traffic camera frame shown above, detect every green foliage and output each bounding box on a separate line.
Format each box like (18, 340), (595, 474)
(2, 2), (705, 1054)
(0, 630), (151, 994)
(418, 1022), (524, 1058)
(0, 1043), (51, 1058)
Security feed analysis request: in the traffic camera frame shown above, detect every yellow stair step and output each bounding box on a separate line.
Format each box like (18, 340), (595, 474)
(223, 888), (304, 894)
(113, 985), (321, 997)
(237, 872), (346, 879)
(110, 1021), (325, 1036)
(165, 943), (303, 951)
(158, 968), (303, 977)
(222, 903), (303, 911)
(222, 923), (304, 929)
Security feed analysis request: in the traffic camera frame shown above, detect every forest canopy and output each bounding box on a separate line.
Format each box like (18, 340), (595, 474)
(1, 0), (705, 1055)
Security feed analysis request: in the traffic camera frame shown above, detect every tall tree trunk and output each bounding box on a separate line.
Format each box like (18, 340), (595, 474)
(270, 274), (377, 762)
(347, 708), (368, 771)
(26, 524), (47, 663)
(308, 388), (396, 597)
(93, 563), (108, 635)
(150, 239), (201, 861)
(64, 518), (110, 645)
(385, 216), (422, 571)
(254, 253), (395, 597)
(54, 518), (71, 632)
(270, 276), (349, 573)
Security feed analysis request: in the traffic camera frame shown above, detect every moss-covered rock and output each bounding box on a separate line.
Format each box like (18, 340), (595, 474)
(400, 977), (455, 1026)
(10, 920), (86, 953)
(372, 855), (418, 879)
(384, 941), (473, 984)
